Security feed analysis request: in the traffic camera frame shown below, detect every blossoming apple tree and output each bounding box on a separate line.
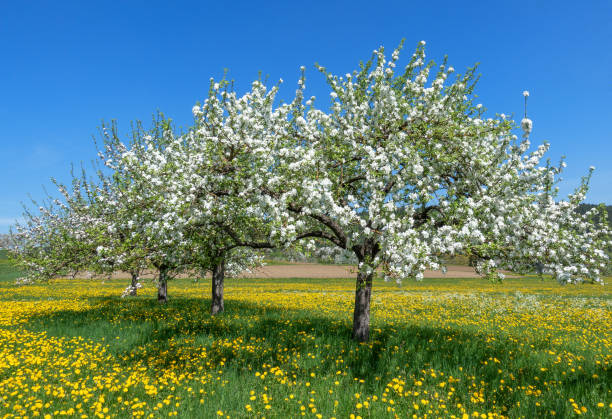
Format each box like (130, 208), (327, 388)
(105, 115), (269, 309)
(176, 41), (610, 341)
(10, 192), (91, 283)
(11, 163), (150, 294)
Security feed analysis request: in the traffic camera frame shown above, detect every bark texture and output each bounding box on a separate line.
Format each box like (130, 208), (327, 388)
(157, 266), (168, 303)
(352, 270), (373, 342)
(211, 259), (225, 315)
(129, 271), (139, 296)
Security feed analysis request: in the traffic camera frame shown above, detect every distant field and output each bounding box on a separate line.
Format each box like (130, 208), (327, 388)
(0, 267), (610, 418)
(101, 263), (501, 280)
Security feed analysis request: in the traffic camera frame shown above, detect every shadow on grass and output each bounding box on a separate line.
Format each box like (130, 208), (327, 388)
(22, 294), (610, 413)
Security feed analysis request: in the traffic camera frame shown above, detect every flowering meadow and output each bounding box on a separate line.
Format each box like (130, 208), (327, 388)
(1, 273), (610, 418)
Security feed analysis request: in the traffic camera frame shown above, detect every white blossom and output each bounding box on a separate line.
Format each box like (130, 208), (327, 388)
(521, 118), (533, 137)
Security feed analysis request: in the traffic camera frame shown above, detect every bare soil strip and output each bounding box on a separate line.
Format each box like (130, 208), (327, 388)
(101, 263), (516, 280)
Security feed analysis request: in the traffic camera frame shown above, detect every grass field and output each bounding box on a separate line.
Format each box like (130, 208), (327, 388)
(0, 263), (610, 418)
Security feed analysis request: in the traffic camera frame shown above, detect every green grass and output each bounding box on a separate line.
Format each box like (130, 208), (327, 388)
(0, 274), (610, 418)
(0, 254), (20, 283)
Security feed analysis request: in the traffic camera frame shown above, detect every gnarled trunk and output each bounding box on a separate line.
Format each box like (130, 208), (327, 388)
(157, 266), (168, 303)
(211, 259), (225, 315)
(352, 270), (373, 341)
(129, 271), (139, 296)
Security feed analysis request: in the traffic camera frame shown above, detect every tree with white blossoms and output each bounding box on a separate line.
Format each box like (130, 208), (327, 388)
(60, 168), (150, 297)
(187, 40), (609, 341)
(103, 114), (268, 307)
(9, 165), (149, 295)
(11, 198), (81, 283)
(114, 94), (273, 313)
(12, 111), (268, 308)
(97, 117), (205, 303)
(10, 176), (105, 283)
(12, 119), (187, 295)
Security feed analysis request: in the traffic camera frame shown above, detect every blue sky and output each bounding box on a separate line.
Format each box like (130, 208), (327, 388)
(1, 0), (611, 233)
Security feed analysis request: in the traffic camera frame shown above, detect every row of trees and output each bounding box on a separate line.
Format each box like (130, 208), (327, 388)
(10, 41), (611, 341)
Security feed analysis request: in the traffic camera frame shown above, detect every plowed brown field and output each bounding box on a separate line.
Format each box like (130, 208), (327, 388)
(105, 263), (515, 279)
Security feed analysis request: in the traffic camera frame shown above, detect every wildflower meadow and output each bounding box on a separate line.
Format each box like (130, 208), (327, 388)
(0, 263), (610, 418)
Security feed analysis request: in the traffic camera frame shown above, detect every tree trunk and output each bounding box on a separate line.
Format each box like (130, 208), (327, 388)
(211, 259), (225, 315)
(129, 271), (139, 296)
(352, 270), (373, 342)
(157, 266), (168, 303)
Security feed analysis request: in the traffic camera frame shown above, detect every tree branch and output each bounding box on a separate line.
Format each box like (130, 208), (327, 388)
(413, 205), (441, 228)
(295, 230), (344, 248)
(288, 203), (348, 249)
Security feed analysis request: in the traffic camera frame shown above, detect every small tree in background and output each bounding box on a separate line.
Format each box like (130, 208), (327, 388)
(110, 97), (274, 313)
(10, 197), (88, 283)
(95, 117), (201, 303)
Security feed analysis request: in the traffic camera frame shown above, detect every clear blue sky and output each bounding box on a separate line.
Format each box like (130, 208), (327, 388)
(1, 0), (611, 233)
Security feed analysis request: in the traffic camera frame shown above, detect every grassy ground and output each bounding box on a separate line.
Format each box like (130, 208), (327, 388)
(0, 253), (20, 283)
(0, 263), (610, 418)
